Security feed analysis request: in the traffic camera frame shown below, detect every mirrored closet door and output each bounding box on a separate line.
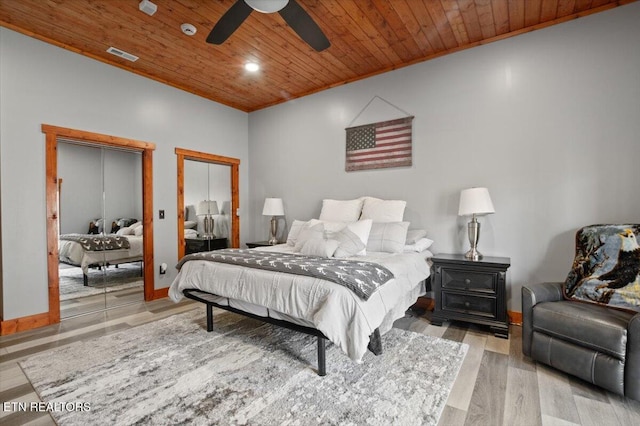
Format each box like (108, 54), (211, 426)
(183, 160), (232, 253)
(57, 141), (144, 319)
(176, 148), (240, 259)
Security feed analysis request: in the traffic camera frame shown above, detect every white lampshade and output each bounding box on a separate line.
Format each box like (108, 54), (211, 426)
(262, 198), (284, 216)
(196, 200), (219, 216)
(458, 188), (495, 216)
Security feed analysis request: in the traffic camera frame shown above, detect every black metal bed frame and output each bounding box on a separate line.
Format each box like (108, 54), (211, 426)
(182, 288), (328, 376)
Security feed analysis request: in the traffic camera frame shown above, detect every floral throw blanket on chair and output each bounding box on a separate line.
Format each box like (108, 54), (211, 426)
(563, 224), (640, 313)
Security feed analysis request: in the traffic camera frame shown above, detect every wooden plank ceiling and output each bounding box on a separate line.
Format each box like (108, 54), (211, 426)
(0, 0), (633, 112)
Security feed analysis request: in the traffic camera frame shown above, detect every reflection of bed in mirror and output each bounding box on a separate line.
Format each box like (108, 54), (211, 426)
(58, 218), (143, 286)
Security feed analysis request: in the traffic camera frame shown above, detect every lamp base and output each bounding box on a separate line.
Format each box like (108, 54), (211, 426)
(268, 216), (279, 245)
(466, 216), (482, 261)
(203, 215), (215, 239)
(464, 248), (483, 261)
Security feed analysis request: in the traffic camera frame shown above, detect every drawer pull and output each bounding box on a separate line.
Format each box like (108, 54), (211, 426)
(464, 301), (470, 308)
(464, 278), (471, 286)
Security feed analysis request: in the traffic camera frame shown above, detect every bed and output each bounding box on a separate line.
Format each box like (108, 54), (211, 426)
(59, 220), (144, 286)
(169, 197), (434, 375)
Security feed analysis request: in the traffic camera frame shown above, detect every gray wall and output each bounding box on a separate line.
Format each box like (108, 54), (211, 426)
(58, 143), (143, 235)
(0, 27), (249, 320)
(247, 3), (640, 312)
(58, 143), (104, 234)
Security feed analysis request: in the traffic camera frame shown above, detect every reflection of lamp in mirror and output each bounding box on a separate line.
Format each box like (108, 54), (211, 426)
(197, 200), (219, 239)
(262, 198), (284, 245)
(458, 187), (495, 261)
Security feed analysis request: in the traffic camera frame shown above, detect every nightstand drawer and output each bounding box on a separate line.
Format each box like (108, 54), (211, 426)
(185, 237), (227, 255)
(441, 292), (497, 319)
(441, 269), (496, 294)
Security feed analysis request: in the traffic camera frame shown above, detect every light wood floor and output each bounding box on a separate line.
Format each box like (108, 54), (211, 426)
(1, 299), (639, 426)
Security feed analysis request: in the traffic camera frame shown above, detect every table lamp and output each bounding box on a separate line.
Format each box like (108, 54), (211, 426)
(262, 198), (284, 245)
(196, 200), (219, 239)
(458, 187), (495, 260)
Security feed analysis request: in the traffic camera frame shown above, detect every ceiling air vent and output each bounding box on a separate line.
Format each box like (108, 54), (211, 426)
(106, 46), (139, 62)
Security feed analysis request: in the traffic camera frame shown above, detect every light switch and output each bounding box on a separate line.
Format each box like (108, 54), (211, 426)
(159, 209), (165, 219)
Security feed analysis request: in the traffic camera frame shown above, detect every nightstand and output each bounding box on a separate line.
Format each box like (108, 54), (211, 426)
(185, 237), (228, 255)
(246, 241), (275, 248)
(430, 253), (511, 338)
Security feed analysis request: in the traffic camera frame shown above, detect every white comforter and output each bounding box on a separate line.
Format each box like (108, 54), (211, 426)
(169, 245), (430, 362)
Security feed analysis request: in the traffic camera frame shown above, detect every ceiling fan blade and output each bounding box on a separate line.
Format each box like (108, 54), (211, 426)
(278, 0), (330, 52)
(206, 0), (253, 45)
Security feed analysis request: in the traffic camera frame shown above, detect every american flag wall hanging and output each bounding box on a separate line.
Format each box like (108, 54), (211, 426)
(345, 116), (414, 171)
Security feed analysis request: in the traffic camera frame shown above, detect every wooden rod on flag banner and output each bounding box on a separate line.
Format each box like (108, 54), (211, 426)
(346, 95), (413, 129)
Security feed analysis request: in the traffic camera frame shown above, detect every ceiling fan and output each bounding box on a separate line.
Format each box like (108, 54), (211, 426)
(207, 0), (330, 52)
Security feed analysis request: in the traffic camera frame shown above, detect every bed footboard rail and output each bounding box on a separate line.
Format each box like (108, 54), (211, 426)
(183, 289), (328, 376)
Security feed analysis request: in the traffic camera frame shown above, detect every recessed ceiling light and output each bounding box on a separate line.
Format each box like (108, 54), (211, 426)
(245, 62), (260, 72)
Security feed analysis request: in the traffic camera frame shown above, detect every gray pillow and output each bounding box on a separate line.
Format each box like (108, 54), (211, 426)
(405, 228), (427, 245)
(294, 223), (325, 252)
(300, 238), (340, 258)
(367, 222), (410, 253)
(328, 227), (366, 258)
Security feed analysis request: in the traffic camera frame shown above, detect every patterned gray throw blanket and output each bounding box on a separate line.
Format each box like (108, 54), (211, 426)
(176, 249), (395, 300)
(60, 234), (131, 251)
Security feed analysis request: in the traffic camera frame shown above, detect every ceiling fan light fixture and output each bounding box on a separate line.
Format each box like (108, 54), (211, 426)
(244, 0), (289, 14)
(244, 62), (260, 72)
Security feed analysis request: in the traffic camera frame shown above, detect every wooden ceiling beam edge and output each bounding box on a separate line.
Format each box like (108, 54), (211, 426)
(251, 1), (626, 112)
(20, 2), (261, 105)
(0, 20), (251, 112)
(111, 1), (319, 96)
(1, 1), (632, 113)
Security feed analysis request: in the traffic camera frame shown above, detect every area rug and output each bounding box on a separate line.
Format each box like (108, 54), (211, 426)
(58, 264), (143, 301)
(20, 309), (468, 425)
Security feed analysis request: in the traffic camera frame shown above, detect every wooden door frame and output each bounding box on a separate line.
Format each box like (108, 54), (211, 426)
(176, 148), (240, 259)
(44, 124), (156, 325)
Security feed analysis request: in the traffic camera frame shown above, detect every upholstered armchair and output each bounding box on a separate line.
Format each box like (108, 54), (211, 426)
(522, 225), (640, 401)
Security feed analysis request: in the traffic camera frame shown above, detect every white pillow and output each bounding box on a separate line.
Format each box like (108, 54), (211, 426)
(184, 220), (197, 229)
(360, 198), (406, 222)
(367, 222), (410, 253)
(405, 229), (428, 245)
(318, 199), (363, 222)
(134, 225), (144, 236)
(294, 223), (325, 252)
(116, 226), (134, 236)
(309, 218), (372, 256)
(300, 238), (340, 258)
(131, 221), (143, 229)
(328, 227), (366, 258)
(403, 237), (434, 253)
(286, 220), (308, 246)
